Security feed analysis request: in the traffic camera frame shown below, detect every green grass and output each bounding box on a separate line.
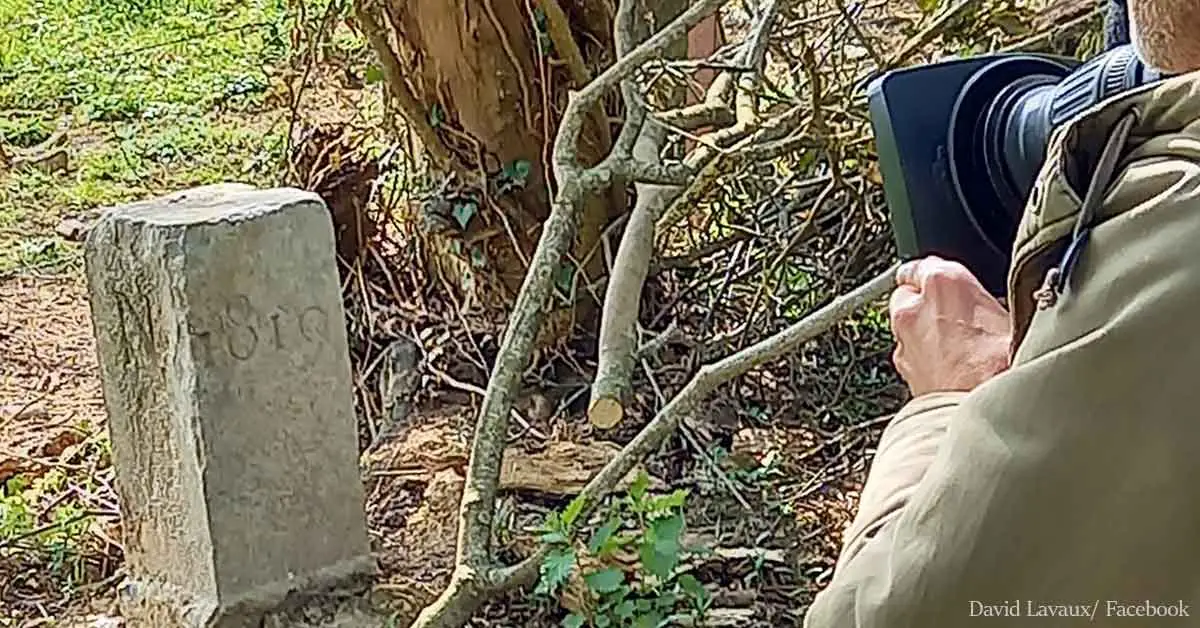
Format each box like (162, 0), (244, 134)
(0, 0), (318, 275)
(0, 0), (291, 120)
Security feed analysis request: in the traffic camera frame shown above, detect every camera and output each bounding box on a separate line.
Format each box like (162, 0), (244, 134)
(867, 44), (1162, 295)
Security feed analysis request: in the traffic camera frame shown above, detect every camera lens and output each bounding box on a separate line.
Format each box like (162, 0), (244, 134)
(948, 56), (1072, 255)
(947, 44), (1151, 255)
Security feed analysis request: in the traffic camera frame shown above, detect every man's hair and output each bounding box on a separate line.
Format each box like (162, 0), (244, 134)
(1129, 0), (1200, 72)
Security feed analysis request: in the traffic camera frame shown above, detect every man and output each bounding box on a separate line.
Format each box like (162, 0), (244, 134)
(804, 0), (1200, 625)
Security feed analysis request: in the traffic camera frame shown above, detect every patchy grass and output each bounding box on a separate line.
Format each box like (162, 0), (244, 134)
(0, 113), (288, 273)
(0, 0), (312, 275)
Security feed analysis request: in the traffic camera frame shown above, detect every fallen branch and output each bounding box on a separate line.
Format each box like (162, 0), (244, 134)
(589, 118), (672, 429)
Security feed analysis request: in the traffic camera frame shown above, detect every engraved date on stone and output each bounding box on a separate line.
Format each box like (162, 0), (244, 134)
(190, 294), (329, 361)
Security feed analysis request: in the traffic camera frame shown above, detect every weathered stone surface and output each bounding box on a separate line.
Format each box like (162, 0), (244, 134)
(83, 184), (374, 626)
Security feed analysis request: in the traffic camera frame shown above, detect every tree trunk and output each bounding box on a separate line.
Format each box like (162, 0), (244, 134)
(356, 0), (620, 332)
(357, 0), (727, 347)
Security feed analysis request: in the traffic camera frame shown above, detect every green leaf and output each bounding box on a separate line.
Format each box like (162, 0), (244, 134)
(633, 611), (664, 628)
(503, 158), (533, 187)
(629, 471), (650, 503)
(651, 513), (685, 548)
(615, 600), (636, 619)
(364, 65), (384, 84)
(640, 514), (685, 580)
(595, 615), (611, 628)
(588, 518), (620, 556)
(452, 201), (477, 229)
(536, 547), (576, 596)
(469, 245), (488, 269)
(540, 531), (569, 545)
(555, 264), (575, 296)
(916, 0), (940, 13)
(585, 567), (625, 594)
(429, 103), (445, 128)
(647, 489), (688, 513)
(561, 614), (585, 628)
(677, 573), (707, 603)
(562, 494), (586, 529)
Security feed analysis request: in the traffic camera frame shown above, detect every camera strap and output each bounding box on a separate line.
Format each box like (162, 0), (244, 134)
(1034, 111), (1138, 308)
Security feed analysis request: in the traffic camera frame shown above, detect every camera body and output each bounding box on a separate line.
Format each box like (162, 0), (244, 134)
(867, 44), (1157, 296)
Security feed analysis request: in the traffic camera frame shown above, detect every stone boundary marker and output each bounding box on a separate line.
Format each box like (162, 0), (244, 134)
(83, 184), (376, 626)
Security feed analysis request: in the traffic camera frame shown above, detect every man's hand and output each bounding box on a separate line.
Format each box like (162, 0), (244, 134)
(889, 256), (1013, 396)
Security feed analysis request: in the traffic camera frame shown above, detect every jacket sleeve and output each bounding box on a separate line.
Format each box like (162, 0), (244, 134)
(803, 154), (1200, 626)
(832, 392), (964, 573)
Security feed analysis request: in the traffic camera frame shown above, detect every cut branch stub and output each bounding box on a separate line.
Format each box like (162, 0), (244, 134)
(588, 396), (625, 429)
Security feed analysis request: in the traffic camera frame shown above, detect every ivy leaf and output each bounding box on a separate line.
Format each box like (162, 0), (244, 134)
(595, 615), (611, 628)
(536, 547), (576, 596)
(561, 614), (585, 628)
(429, 103), (445, 128)
(585, 567), (625, 594)
(503, 159), (533, 188)
(614, 600), (636, 620)
(555, 264), (575, 296)
(469, 245), (487, 269)
(452, 201), (477, 229)
(364, 65), (384, 84)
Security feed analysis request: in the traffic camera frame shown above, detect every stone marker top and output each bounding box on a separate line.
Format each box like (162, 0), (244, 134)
(98, 183), (325, 227)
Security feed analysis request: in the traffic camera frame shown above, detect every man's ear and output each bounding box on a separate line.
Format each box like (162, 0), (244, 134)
(1129, 0), (1200, 73)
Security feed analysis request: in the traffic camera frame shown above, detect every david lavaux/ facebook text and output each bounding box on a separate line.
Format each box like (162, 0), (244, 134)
(970, 600), (1191, 620)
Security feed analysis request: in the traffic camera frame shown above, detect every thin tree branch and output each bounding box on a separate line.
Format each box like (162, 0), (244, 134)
(541, 0), (591, 87)
(589, 0), (783, 430)
(554, 0), (729, 179)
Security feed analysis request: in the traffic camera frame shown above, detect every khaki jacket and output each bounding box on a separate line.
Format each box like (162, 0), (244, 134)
(805, 69), (1200, 626)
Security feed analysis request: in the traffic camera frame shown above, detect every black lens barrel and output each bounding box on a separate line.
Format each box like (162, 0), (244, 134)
(949, 44), (1154, 255)
(993, 44), (1148, 209)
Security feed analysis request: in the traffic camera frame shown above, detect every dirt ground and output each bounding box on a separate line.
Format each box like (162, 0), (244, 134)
(1, 274), (106, 464)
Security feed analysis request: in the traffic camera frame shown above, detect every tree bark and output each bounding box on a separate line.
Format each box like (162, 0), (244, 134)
(357, 0), (620, 318)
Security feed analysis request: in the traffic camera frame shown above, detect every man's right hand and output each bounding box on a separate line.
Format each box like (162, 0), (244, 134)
(889, 256), (1013, 397)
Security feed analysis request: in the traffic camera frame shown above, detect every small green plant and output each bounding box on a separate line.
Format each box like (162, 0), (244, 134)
(0, 470), (98, 587)
(536, 472), (712, 628)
